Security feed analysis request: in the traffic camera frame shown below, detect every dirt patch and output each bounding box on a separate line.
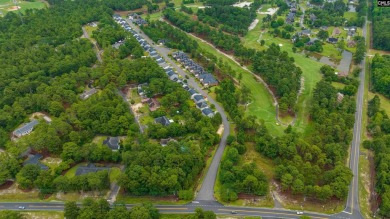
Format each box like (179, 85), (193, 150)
(131, 103), (144, 116)
(0, 181), (14, 190)
(248, 19), (259, 31)
(217, 124), (224, 136)
(8, 6), (20, 11)
(41, 157), (62, 166)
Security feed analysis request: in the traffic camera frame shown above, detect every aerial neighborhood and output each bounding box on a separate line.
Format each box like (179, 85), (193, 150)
(0, 0), (389, 218)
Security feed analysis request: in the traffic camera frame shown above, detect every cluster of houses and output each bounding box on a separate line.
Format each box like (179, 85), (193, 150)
(113, 14), (216, 120)
(172, 51), (218, 87)
(128, 13), (148, 26)
(286, 1), (297, 24)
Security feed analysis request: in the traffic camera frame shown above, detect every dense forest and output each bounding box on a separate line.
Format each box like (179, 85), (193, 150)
(0, 0), (223, 200)
(363, 96), (390, 217)
(196, 0), (261, 35)
(371, 54), (390, 98)
(372, 1), (390, 51)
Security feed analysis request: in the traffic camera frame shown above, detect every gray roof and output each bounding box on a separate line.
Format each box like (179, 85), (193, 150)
(13, 120), (39, 136)
(193, 94), (204, 102)
(23, 154), (49, 170)
(188, 89), (197, 96)
(196, 102), (208, 109)
(103, 137), (120, 150)
(202, 108), (214, 116)
(155, 116), (171, 126)
(75, 163), (111, 176)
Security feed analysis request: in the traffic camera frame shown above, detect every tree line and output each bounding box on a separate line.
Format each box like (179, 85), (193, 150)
(306, 0), (349, 27)
(64, 199), (159, 219)
(371, 54), (390, 98)
(372, 1), (390, 51)
(363, 96), (390, 217)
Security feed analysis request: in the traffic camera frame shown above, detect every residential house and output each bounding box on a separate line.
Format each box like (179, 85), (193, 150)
(137, 83), (148, 96)
(103, 137), (120, 151)
(13, 120), (39, 138)
(199, 74), (218, 87)
(188, 89), (198, 98)
(23, 154), (48, 170)
(286, 12), (295, 24)
(332, 27), (341, 36)
(193, 94), (205, 104)
(155, 116), (171, 126)
(327, 37), (338, 44)
(142, 98), (160, 111)
(201, 108), (214, 118)
(43, 115), (52, 123)
(157, 39), (168, 45)
(75, 163), (111, 176)
(320, 26), (328, 31)
(309, 13), (317, 23)
(196, 101), (208, 109)
(128, 13), (140, 20)
(80, 88), (97, 100)
(299, 29), (311, 37)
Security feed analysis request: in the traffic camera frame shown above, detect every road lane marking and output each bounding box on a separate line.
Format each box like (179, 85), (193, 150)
(217, 209), (328, 219)
(157, 208), (188, 210)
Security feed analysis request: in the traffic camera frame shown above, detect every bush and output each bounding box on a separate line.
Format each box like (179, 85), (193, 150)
(178, 190), (194, 200)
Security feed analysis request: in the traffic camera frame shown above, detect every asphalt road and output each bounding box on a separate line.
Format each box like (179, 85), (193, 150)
(336, 13), (369, 219)
(0, 202), (337, 219)
(124, 19), (230, 202)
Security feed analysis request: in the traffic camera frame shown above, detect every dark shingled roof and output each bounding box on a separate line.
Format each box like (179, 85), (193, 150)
(23, 154), (49, 170)
(75, 163), (111, 176)
(103, 137), (120, 150)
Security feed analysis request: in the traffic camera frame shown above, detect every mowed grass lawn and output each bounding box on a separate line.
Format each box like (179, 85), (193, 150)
(244, 28), (323, 133)
(191, 36), (285, 136)
(344, 11), (358, 20)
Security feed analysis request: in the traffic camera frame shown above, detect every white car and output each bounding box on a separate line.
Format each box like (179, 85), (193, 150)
(296, 211), (303, 215)
(18, 206), (25, 209)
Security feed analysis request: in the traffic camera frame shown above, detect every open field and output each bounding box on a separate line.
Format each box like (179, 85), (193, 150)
(0, 0), (46, 15)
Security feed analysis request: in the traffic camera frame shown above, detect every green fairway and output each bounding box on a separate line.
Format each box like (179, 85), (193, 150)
(190, 36), (285, 136)
(244, 28), (323, 133)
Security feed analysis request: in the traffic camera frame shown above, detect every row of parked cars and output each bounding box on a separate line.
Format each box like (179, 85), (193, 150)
(112, 14), (215, 118)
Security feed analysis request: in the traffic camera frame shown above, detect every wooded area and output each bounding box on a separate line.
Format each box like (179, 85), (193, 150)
(372, 1), (390, 51)
(371, 54), (390, 98)
(363, 96), (390, 217)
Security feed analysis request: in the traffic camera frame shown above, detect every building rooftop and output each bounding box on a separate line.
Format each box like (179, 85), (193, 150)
(75, 163), (111, 176)
(13, 120), (39, 137)
(23, 154), (49, 170)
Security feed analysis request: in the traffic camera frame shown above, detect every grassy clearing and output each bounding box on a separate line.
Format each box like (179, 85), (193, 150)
(22, 211), (64, 219)
(332, 82), (346, 90)
(0, 183), (40, 202)
(344, 11), (358, 20)
(368, 92), (390, 116)
(64, 163), (85, 178)
(161, 214), (191, 219)
(322, 43), (342, 60)
(189, 36), (284, 136)
(84, 25), (98, 40)
(109, 167), (121, 183)
(283, 198), (344, 214)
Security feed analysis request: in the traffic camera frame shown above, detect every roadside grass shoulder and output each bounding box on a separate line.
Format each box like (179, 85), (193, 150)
(115, 195), (189, 205)
(22, 211), (64, 219)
